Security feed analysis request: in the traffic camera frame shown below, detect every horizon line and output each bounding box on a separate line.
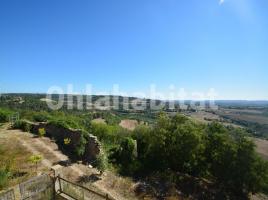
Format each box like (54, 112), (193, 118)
(1, 92), (268, 102)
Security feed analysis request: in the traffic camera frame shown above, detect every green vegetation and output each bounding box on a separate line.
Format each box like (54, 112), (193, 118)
(111, 113), (268, 198)
(12, 120), (32, 132)
(75, 134), (88, 157)
(109, 137), (138, 175)
(91, 122), (131, 146)
(33, 112), (50, 122)
(0, 154), (12, 190)
(0, 145), (14, 189)
(0, 108), (12, 123)
(38, 128), (46, 137)
(95, 152), (108, 174)
(28, 155), (43, 171)
(0, 169), (10, 189)
(64, 138), (71, 145)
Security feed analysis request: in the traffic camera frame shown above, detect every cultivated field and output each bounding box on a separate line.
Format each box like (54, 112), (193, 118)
(254, 138), (268, 160)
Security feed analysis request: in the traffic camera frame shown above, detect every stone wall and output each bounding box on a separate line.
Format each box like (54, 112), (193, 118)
(32, 123), (101, 162)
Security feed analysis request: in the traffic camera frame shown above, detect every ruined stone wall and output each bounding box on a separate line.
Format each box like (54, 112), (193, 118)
(32, 123), (101, 162)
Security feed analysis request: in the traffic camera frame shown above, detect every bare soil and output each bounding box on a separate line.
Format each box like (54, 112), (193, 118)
(119, 119), (138, 131)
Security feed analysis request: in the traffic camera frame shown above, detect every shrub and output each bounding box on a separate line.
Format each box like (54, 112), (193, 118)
(48, 119), (70, 129)
(95, 152), (108, 174)
(75, 135), (87, 157)
(38, 128), (46, 137)
(0, 169), (10, 190)
(33, 112), (50, 122)
(91, 122), (131, 145)
(0, 145), (14, 190)
(28, 154), (43, 171)
(12, 120), (32, 132)
(64, 138), (71, 145)
(48, 118), (80, 130)
(0, 109), (11, 123)
(109, 137), (137, 175)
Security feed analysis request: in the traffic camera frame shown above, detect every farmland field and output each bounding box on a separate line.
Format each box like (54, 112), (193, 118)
(254, 138), (268, 160)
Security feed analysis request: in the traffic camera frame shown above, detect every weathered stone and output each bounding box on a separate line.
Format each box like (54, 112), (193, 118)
(31, 123), (101, 162)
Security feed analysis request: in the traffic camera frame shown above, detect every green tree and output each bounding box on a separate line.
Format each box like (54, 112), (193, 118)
(109, 137), (137, 174)
(95, 152), (108, 175)
(204, 122), (268, 198)
(143, 113), (204, 174)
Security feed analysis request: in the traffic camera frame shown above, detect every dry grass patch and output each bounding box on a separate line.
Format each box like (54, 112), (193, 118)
(119, 119), (138, 131)
(96, 171), (137, 200)
(0, 138), (34, 189)
(253, 138), (268, 160)
(92, 118), (107, 124)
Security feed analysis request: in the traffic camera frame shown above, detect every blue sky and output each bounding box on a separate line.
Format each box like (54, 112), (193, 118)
(0, 0), (267, 100)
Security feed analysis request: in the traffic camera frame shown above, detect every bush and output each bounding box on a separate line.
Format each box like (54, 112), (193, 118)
(28, 154), (43, 171)
(0, 169), (10, 190)
(0, 109), (11, 123)
(95, 152), (108, 174)
(64, 138), (71, 145)
(109, 137), (138, 175)
(38, 128), (46, 137)
(48, 118), (80, 130)
(0, 154), (14, 190)
(33, 112), (50, 122)
(48, 119), (70, 129)
(75, 134), (87, 157)
(91, 123), (131, 145)
(136, 113), (204, 174)
(12, 120), (32, 132)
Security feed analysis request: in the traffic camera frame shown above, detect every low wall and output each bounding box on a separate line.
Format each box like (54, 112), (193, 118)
(0, 174), (53, 200)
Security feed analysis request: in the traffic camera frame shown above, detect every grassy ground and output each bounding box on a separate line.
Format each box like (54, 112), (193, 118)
(0, 130), (34, 190)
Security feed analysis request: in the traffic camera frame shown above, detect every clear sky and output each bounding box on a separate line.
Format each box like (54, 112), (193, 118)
(0, 0), (267, 100)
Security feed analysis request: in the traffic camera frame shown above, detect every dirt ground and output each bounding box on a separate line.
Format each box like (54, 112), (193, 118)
(119, 119), (138, 131)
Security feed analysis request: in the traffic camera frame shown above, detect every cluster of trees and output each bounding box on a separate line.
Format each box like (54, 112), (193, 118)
(109, 113), (268, 198)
